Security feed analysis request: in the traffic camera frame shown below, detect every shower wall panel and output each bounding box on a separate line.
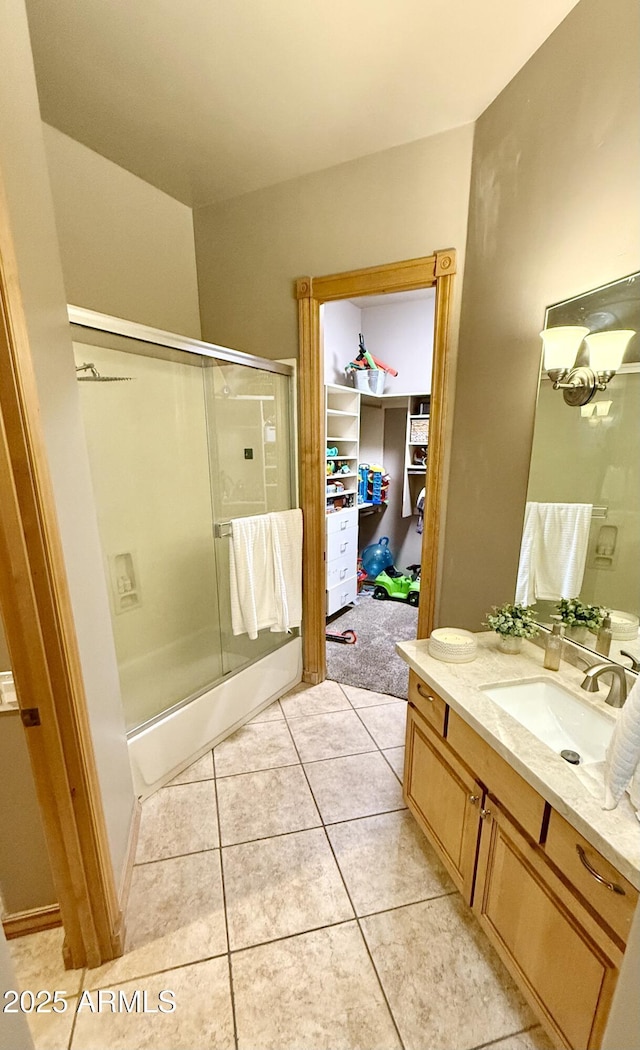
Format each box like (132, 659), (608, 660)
(74, 341), (222, 731)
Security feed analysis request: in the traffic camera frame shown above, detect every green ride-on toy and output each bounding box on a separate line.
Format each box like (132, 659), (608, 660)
(372, 563), (420, 606)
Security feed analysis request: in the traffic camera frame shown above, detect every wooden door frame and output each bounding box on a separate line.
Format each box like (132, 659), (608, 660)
(0, 172), (123, 967)
(296, 249), (456, 684)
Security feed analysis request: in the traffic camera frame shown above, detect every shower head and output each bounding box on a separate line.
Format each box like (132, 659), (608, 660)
(76, 362), (133, 382)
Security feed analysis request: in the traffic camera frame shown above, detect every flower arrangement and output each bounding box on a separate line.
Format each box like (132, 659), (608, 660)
(484, 603), (540, 639)
(556, 598), (606, 632)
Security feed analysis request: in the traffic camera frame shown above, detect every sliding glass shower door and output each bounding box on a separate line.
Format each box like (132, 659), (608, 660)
(71, 317), (295, 735)
(205, 360), (294, 676)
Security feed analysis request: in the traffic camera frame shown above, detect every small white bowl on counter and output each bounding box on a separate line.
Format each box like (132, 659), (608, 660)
(428, 628), (478, 663)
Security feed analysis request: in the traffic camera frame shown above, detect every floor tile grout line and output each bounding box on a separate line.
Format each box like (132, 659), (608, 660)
(79, 948), (230, 995)
(213, 716), (301, 780)
(279, 691), (386, 766)
(379, 747), (404, 783)
(323, 803), (407, 827)
(321, 819), (407, 1050)
(214, 758), (302, 780)
(279, 705), (407, 1050)
(212, 743), (412, 783)
(134, 843), (222, 867)
(211, 755), (239, 1050)
(132, 801), (412, 866)
(74, 892), (462, 996)
(349, 698), (406, 753)
(467, 1022), (542, 1050)
(161, 774), (214, 789)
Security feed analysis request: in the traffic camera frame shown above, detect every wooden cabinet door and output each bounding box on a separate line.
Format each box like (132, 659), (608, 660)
(473, 801), (621, 1050)
(404, 702), (482, 903)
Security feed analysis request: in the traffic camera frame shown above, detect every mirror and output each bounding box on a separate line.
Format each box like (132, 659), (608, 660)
(518, 272), (640, 670)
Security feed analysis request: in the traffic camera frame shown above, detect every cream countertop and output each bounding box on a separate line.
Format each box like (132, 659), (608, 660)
(396, 632), (640, 890)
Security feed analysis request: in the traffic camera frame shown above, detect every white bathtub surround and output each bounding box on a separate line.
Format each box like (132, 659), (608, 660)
(604, 676), (640, 819)
(128, 635), (301, 797)
(396, 633), (639, 888)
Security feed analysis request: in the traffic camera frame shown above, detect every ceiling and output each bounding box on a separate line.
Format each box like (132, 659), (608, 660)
(25, 0), (580, 209)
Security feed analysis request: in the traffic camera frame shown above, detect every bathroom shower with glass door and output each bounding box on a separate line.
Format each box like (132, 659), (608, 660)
(70, 310), (300, 793)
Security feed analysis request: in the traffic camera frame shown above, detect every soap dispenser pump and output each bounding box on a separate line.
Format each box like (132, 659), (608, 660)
(544, 623), (564, 671)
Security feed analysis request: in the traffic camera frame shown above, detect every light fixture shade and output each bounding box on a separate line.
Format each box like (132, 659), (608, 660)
(584, 330), (635, 372)
(540, 326), (589, 371)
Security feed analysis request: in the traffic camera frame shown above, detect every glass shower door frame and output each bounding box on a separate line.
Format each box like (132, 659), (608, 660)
(69, 307), (297, 740)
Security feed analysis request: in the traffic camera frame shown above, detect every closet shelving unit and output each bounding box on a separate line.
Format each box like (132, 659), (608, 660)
(403, 395), (430, 518)
(325, 385), (361, 615)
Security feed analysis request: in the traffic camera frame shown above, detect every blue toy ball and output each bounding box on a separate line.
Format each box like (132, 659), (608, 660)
(361, 537), (394, 578)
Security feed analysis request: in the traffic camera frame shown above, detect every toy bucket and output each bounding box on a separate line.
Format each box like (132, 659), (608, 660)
(353, 368), (385, 395)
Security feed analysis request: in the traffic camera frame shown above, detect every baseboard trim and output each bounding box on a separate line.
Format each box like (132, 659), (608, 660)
(3, 904), (62, 940)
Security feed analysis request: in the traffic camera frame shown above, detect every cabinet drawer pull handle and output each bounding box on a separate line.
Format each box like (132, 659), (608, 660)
(576, 845), (625, 895)
(468, 795), (480, 805)
(480, 808), (492, 820)
(340, 520), (348, 530)
(416, 683), (434, 702)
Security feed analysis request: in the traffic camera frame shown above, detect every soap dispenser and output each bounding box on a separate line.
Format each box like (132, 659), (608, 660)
(595, 615), (613, 657)
(544, 623), (564, 671)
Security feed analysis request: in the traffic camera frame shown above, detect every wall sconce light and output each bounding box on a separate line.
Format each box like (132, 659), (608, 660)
(540, 326), (635, 406)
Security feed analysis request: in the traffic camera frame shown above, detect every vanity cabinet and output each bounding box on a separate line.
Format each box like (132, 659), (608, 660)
(405, 702), (481, 902)
(474, 800), (620, 1050)
(403, 672), (636, 1050)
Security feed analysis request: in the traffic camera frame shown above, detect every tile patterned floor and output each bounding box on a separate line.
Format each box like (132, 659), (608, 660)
(9, 681), (554, 1050)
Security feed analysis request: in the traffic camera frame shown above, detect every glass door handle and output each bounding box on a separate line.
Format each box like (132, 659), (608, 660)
(214, 521), (232, 538)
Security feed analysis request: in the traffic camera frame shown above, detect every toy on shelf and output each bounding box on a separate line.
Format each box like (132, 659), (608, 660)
(368, 466), (389, 505)
(358, 464), (369, 503)
(345, 333), (398, 395)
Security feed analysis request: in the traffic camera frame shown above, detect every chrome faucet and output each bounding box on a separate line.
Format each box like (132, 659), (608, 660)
(580, 663), (628, 708)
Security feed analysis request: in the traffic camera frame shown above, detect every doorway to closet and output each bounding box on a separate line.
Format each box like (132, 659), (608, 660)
(296, 249), (457, 687)
(322, 289), (433, 698)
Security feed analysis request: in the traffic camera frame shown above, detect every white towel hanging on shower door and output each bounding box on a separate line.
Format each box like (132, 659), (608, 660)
(229, 510), (303, 639)
(229, 514), (276, 639)
(270, 509), (303, 634)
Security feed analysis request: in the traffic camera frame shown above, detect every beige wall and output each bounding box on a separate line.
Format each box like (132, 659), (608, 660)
(440, 0), (640, 630)
(0, 0), (135, 882)
(194, 124), (475, 361)
(43, 125), (201, 337)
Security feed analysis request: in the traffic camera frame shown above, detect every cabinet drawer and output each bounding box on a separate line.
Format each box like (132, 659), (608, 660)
(447, 711), (545, 843)
(408, 671), (447, 736)
(326, 575), (357, 616)
(326, 508), (358, 536)
(326, 550), (356, 589)
(326, 524), (358, 563)
(544, 810), (638, 946)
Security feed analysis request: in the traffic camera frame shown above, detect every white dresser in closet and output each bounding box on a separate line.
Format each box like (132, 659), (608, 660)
(326, 507), (359, 614)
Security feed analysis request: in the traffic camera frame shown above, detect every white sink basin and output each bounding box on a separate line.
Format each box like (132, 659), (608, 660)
(480, 677), (614, 765)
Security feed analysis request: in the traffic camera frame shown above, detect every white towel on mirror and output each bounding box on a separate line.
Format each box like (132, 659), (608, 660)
(515, 502), (540, 606)
(229, 514), (276, 640)
(270, 509), (303, 634)
(603, 676), (640, 817)
(515, 501), (592, 604)
(534, 502), (592, 600)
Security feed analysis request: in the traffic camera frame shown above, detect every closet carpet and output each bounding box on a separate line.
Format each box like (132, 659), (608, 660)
(326, 590), (418, 699)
